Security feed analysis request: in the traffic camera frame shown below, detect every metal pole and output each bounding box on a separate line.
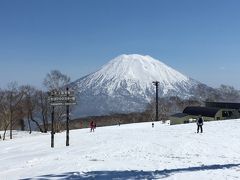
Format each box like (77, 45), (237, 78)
(153, 81), (159, 122)
(51, 106), (55, 148)
(156, 83), (159, 121)
(66, 87), (70, 146)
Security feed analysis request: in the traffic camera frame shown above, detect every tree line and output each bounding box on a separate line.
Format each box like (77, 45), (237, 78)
(0, 70), (71, 140)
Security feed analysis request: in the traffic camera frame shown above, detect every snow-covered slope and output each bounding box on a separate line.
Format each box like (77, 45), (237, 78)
(1, 119), (240, 180)
(71, 54), (199, 117)
(77, 54), (193, 96)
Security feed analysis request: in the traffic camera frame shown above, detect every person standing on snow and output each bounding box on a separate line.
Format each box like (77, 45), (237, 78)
(197, 115), (204, 133)
(90, 121), (94, 132)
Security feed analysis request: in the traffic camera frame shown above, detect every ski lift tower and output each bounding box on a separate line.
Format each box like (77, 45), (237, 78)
(152, 81), (159, 122)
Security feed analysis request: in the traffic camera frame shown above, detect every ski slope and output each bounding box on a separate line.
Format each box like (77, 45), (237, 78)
(1, 119), (240, 180)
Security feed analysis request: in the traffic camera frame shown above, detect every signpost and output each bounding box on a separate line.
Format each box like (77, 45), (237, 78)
(48, 87), (76, 148)
(51, 106), (54, 148)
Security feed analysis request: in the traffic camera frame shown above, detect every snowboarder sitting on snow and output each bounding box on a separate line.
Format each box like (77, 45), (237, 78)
(197, 115), (204, 133)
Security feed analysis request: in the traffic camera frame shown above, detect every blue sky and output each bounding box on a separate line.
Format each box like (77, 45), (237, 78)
(0, 0), (240, 89)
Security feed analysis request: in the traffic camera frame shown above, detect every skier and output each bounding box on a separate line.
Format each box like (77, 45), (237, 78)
(152, 122), (154, 128)
(197, 115), (204, 133)
(90, 121), (94, 132)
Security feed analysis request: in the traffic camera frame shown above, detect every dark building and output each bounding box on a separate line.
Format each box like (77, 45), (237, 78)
(183, 106), (222, 119)
(170, 102), (240, 125)
(205, 102), (240, 110)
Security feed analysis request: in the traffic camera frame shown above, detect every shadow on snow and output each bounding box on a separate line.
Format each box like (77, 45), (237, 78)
(21, 163), (240, 180)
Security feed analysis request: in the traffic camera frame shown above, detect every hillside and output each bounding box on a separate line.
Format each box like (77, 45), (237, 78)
(1, 119), (240, 179)
(71, 54), (199, 117)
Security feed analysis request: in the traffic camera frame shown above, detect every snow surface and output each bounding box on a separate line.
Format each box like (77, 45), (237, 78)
(1, 119), (240, 180)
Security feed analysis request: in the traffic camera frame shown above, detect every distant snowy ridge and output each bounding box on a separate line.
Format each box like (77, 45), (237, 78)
(71, 54), (199, 117)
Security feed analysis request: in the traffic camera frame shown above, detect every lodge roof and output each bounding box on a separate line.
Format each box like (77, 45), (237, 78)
(205, 102), (240, 109)
(183, 106), (221, 117)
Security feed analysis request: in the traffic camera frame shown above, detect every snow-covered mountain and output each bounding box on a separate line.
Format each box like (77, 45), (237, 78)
(71, 54), (199, 117)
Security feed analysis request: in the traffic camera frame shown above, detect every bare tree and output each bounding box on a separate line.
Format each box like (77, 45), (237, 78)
(21, 85), (46, 133)
(43, 70), (70, 91)
(217, 85), (240, 102)
(0, 89), (6, 138)
(35, 90), (50, 133)
(0, 83), (25, 140)
(144, 99), (156, 121)
(0, 91), (10, 140)
(8, 83), (25, 139)
(20, 85), (52, 133)
(21, 85), (34, 133)
(43, 70), (71, 132)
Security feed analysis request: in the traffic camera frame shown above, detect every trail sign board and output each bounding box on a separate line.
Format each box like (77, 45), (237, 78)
(50, 91), (74, 96)
(48, 88), (76, 148)
(50, 102), (77, 106)
(48, 90), (76, 106)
